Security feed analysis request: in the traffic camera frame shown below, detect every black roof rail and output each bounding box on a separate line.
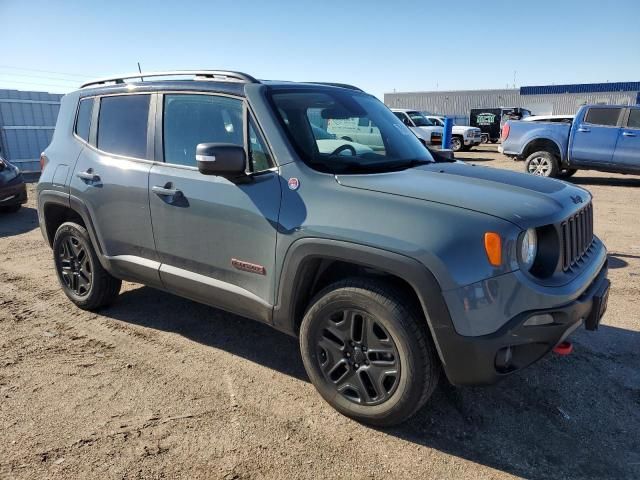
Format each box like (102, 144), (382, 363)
(307, 82), (364, 92)
(81, 70), (259, 89)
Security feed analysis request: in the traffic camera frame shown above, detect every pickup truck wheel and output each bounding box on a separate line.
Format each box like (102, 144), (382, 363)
(53, 222), (122, 311)
(299, 278), (440, 426)
(450, 136), (463, 152)
(557, 168), (577, 178)
(525, 151), (559, 178)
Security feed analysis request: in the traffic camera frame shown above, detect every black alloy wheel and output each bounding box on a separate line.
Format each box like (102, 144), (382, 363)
(57, 233), (93, 297)
(314, 308), (400, 405)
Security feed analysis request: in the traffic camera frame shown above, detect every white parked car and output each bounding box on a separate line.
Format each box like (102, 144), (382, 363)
(424, 115), (482, 152)
(390, 109), (443, 146)
(311, 125), (375, 155)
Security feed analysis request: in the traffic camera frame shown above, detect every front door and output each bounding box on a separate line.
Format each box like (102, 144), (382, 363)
(149, 93), (281, 321)
(570, 106), (623, 165)
(612, 108), (640, 169)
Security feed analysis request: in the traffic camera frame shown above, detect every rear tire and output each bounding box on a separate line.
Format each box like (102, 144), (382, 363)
(299, 278), (440, 427)
(53, 222), (121, 310)
(525, 150), (559, 178)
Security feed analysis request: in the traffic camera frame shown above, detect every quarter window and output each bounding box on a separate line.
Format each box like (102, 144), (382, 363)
(248, 121), (273, 172)
(75, 98), (93, 142)
(627, 109), (640, 129)
(97, 95), (150, 159)
(584, 108), (622, 127)
(163, 94), (243, 167)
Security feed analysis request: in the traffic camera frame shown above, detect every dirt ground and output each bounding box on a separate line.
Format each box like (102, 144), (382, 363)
(1, 145), (639, 480)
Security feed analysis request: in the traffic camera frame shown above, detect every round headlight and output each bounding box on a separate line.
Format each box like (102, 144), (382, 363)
(519, 228), (538, 269)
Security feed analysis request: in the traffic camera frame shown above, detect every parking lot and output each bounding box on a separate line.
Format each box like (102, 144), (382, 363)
(1, 145), (639, 480)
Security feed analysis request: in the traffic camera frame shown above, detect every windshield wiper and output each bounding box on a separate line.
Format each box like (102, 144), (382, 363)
(334, 158), (432, 174)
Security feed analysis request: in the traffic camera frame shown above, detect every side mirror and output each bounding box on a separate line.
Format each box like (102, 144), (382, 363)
(195, 143), (246, 177)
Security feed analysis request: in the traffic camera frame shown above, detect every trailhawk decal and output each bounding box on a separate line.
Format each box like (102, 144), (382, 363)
(231, 258), (266, 275)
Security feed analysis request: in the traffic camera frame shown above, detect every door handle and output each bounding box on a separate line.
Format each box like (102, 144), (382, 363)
(152, 185), (183, 197)
(577, 127), (591, 133)
(622, 131), (637, 137)
(76, 170), (100, 182)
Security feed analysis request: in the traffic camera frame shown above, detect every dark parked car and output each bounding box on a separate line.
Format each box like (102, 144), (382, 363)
(37, 71), (609, 426)
(0, 156), (27, 213)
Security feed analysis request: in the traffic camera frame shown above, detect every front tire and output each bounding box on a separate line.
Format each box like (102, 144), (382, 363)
(525, 150), (559, 178)
(450, 136), (463, 152)
(53, 222), (121, 310)
(299, 278), (440, 427)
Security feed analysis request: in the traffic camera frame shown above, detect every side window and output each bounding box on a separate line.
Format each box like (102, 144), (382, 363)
(358, 117), (370, 128)
(627, 109), (640, 129)
(248, 120), (273, 172)
(163, 94), (243, 167)
(396, 113), (412, 126)
(584, 108), (622, 127)
(75, 97), (93, 142)
(97, 95), (150, 158)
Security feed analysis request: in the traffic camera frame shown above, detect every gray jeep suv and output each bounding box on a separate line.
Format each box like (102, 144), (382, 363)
(37, 70), (610, 426)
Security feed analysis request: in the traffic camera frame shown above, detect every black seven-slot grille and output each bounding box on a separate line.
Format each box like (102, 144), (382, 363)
(560, 202), (594, 271)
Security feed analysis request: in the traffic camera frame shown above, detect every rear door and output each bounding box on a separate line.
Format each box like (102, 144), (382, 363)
(570, 107), (624, 165)
(611, 108), (640, 169)
(69, 92), (162, 287)
(148, 92), (281, 320)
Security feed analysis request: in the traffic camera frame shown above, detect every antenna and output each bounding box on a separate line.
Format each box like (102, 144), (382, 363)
(137, 62), (144, 81)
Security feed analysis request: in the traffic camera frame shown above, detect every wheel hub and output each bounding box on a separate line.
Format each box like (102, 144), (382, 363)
(350, 345), (367, 366)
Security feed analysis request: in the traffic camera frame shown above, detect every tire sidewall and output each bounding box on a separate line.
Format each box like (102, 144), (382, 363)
(300, 285), (428, 423)
(450, 136), (463, 152)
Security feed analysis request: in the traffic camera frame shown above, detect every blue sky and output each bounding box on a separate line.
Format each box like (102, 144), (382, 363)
(1, 0), (639, 99)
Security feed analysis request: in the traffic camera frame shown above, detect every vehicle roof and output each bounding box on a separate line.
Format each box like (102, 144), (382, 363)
(76, 72), (366, 99)
(390, 108), (420, 112)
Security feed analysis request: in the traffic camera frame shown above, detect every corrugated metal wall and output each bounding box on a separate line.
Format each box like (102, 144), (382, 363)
(385, 89), (639, 122)
(0, 89), (62, 172)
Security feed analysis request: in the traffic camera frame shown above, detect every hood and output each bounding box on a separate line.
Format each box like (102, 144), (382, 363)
(416, 126), (443, 133)
(335, 162), (589, 228)
(452, 125), (480, 134)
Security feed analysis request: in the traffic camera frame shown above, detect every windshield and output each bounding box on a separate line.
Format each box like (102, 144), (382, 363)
(271, 90), (433, 173)
(407, 111), (436, 127)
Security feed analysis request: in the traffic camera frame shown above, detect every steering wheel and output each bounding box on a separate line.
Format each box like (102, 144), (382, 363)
(329, 144), (357, 156)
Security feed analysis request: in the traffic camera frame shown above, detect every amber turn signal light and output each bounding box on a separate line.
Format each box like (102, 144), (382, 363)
(484, 232), (502, 266)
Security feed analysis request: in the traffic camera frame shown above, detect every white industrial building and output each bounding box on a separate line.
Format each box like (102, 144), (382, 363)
(384, 82), (640, 125)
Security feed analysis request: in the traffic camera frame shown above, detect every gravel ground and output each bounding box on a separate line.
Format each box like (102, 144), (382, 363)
(1, 145), (639, 479)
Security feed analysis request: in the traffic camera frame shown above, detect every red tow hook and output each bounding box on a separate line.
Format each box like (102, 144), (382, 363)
(553, 341), (573, 356)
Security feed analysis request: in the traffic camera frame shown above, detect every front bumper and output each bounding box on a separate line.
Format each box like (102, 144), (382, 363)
(0, 178), (27, 206)
(434, 249), (609, 385)
(465, 136), (482, 146)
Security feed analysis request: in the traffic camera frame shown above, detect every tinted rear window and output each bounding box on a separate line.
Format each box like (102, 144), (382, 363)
(97, 95), (150, 158)
(584, 108), (621, 126)
(75, 98), (93, 142)
(627, 109), (640, 129)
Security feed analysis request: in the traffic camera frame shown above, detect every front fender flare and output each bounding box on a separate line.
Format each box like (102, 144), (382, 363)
(272, 238), (454, 364)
